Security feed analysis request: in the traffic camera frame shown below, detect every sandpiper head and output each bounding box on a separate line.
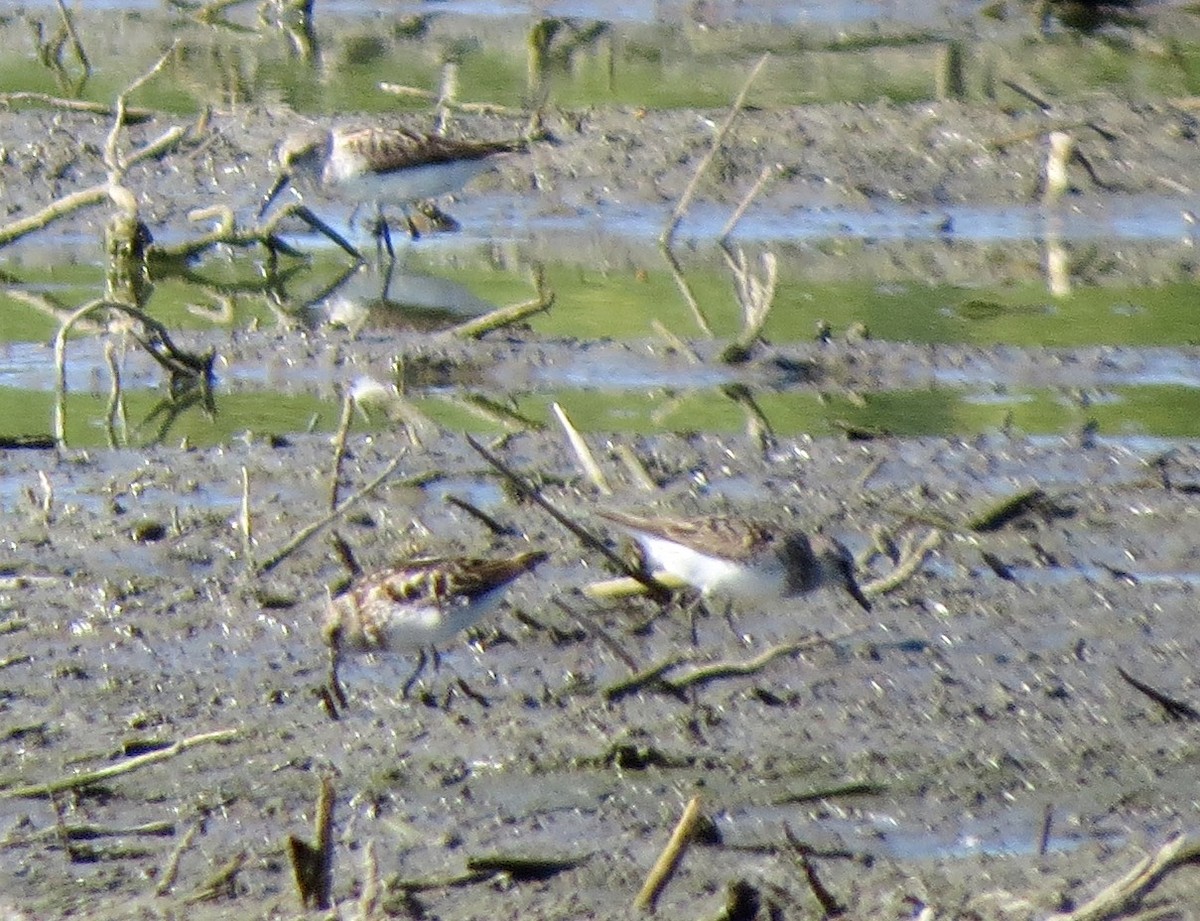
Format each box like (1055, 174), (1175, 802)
(784, 533), (872, 611)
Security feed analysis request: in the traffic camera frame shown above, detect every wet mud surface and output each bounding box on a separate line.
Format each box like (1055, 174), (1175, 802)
(5, 18), (1200, 921)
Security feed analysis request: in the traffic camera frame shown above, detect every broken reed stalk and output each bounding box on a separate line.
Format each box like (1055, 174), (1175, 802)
(464, 433), (672, 603)
(289, 774), (336, 910)
(0, 729), (237, 799)
(584, 570), (688, 600)
(660, 52), (770, 246)
(54, 0), (91, 78)
(551, 402), (611, 494)
(255, 453), (414, 575)
(634, 795), (705, 911)
(650, 319), (702, 364)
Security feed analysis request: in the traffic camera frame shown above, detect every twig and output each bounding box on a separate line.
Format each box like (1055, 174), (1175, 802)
(664, 636), (840, 693)
(552, 597), (640, 673)
(650, 319), (702, 363)
(603, 654), (693, 703)
(719, 247), (778, 364)
(1116, 667), (1200, 721)
(634, 795), (705, 911)
(552, 402), (611, 494)
(239, 466), (254, 568)
(464, 434), (671, 602)
(0, 728), (237, 799)
(0, 91), (154, 121)
(446, 495), (516, 536)
(660, 53), (770, 246)
(1048, 833), (1200, 921)
(719, 163), (781, 243)
(184, 850), (247, 904)
(0, 184), (110, 247)
(328, 390), (355, 511)
(613, 443), (659, 492)
(254, 454), (415, 575)
(861, 528), (940, 597)
(447, 289), (554, 339)
(54, 0), (91, 79)
(584, 571), (688, 600)
(783, 823), (844, 916)
(155, 818), (202, 895)
(659, 239), (713, 337)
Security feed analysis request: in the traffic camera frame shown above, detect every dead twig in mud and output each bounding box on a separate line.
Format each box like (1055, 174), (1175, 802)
(288, 774), (336, 910)
(378, 84), (527, 118)
(1116, 667), (1200, 722)
(552, 402), (612, 494)
(603, 655), (692, 703)
(0, 728), (238, 799)
(446, 269), (554, 339)
(155, 818), (202, 895)
(53, 0), (91, 81)
(465, 852), (592, 880)
(446, 495), (517, 537)
(1047, 833), (1200, 921)
(53, 298), (215, 451)
(239, 466), (254, 568)
(659, 235), (714, 337)
(0, 91), (154, 122)
(184, 850), (248, 904)
(966, 488), (1048, 532)
(635, 795), (705, 911)
(662, 635), (844, 693)
(552, 597), (644, 675)
(660, 53), (770, 246)
(720, 247), (779, 364)
(150, 202), (362, 264)
(328, 390), (356, 512)
(614, 443), (659, 492)
(465, 433), (672, 603)
(255, 456), (433, 575)
(650, 318), (702, 363)
(783, 823), (845, 917)
(719, 163), (783, 244)
(860, 528), (941, 598)
(771, 781), (885, 807)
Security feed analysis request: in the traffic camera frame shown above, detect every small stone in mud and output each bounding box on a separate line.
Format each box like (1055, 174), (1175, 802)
(131, 519), (167, 542)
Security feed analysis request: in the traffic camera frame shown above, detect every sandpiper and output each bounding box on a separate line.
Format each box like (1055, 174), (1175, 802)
(324, 550), (548, 699)
(596, 509), (871, 611)
(262, 125), (526, 255)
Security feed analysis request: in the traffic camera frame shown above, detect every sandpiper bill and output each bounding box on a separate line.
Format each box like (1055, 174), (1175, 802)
(262, 125), (527, 255)
(324, 550), (547, 700)
(597, 509), (871, 611)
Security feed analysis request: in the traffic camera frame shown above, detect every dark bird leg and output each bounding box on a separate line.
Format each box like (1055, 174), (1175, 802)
(401, 648), (429, 699)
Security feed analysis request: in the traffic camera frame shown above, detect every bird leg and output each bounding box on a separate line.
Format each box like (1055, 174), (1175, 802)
(326, 642), (348, 712)
(401, 648), (429, 699)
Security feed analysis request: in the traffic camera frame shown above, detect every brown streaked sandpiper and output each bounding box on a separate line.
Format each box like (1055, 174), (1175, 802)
(262, 125), (527, 256)
(596, 509), (871, 612)
(324, 549), (547, 700)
